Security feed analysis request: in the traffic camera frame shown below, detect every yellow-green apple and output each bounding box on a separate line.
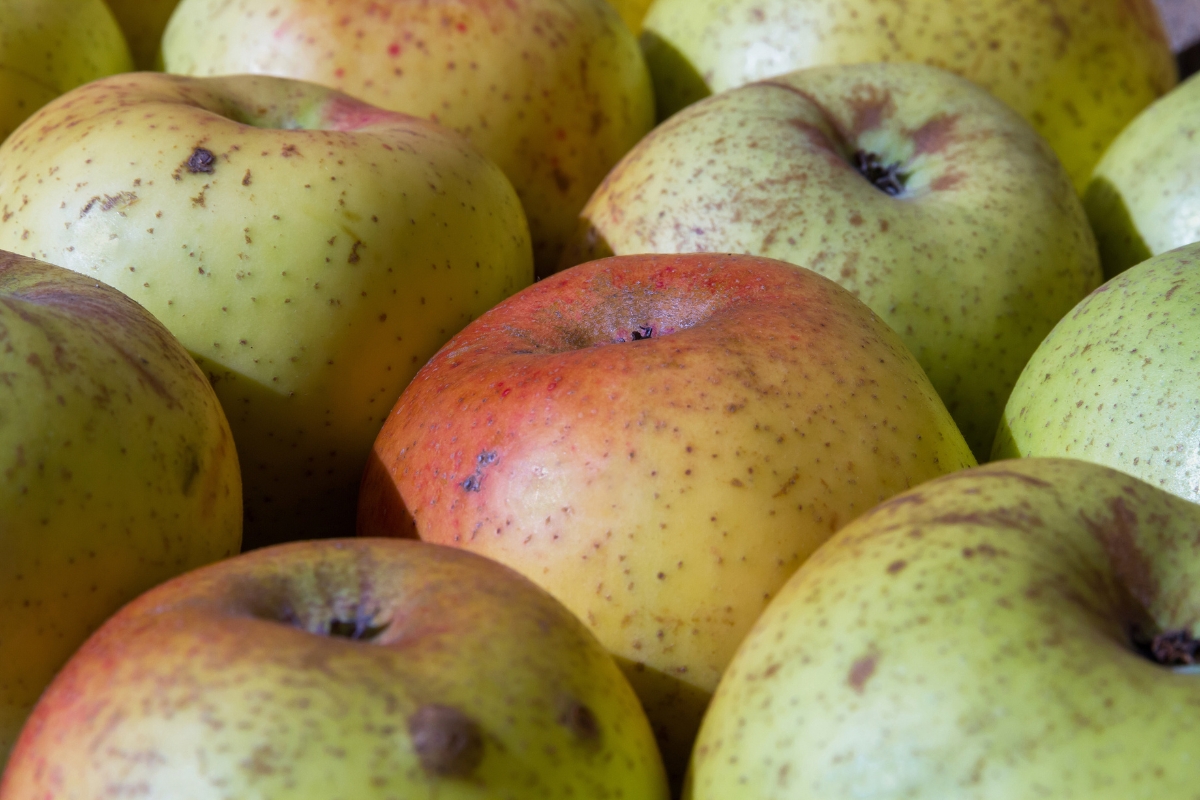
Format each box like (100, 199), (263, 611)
(640, 0), (1176, 193)
(1085, 72), (1200, 278)
(0, 250), (240, 767)
(993, 242), (1200, 503)
(0, 538), (671, 798)
(0, 72), (533, 550)
(690, 458), (1200, 799)
(561, 63), (1102, 458)
(357, 252), (977, 784)
(103, 0), (183, 70)
(0, 0), (133, 142)
(161, 0), (655, 276)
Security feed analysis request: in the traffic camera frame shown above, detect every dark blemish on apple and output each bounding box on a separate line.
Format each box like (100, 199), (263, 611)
(886, 559), (907, 574)
(348, 240), (364, 264)
(630, 325), (653, 340)
(558, 698), (600, 742)
(409, 704), (485, 777)
(847, 652), (877, 694)
(460, 450), (498, 492)
(854, 151), (906, 196)
(242, 169), (252, 186)
(552, 166), (572, 193)
(179, 445), (201, 495)
(186, 148), (216, 174)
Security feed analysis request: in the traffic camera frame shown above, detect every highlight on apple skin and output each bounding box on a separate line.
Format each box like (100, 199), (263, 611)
(690, 457), (1200, 799)
(0, 538), (671, 799)
(0, 250), (241, 767)
(0, 71), (534, 551)
(357, 251), (977, 783)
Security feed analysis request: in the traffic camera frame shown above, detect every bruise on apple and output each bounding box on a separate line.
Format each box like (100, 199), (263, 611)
(408, 703), (486, 778)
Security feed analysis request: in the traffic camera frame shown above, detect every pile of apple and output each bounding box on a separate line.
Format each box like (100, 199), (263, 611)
(4, 0), (1200, 797)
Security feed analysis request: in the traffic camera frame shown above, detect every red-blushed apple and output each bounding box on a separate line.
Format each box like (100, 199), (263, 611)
(0, 72), (534, 551)
(161, 0), (655, 276)
(0, 250), (241, 767)
(357, 252), (977, 784)
(0, 539), (671, 798)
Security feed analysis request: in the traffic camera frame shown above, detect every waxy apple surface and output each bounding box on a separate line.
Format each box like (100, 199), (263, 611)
(0, 72), (533, 549)
(691, 458), (1200, 799)
(994, 242), (1200, 503)
(162, 0), (655, 275)
(0, 251), (240, 767)
(0, 539), (670, 798)
(640, 0), (1176, 192)
(359, 252), (976, 781)
(562, 63), (1102, 458)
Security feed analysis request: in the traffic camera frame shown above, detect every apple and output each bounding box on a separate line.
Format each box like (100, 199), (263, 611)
(993, 241), (1200, 504)
(689, 457), (1200, 799)
(102, 0), (182, 70)
(1155, 0), (1200, 78)
(560, 62), (1102, 459)
(0, 250), (241, 767)
(639, 0), (1176, 193)
(0, 72), (534, 550)
(0, 0), (133, 142)
(0, 538), (671, 798)
(357, 252), (977, 785)
(160, 0), (655, 276)
(1084, 72), (1200, 278)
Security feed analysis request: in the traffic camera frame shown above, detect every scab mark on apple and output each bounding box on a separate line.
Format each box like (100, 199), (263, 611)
(557, 697), (600, 744)
(847, 649), (879, 694)
(186, 148), (216, 175)
(460, 450), (498, 492)
(409, 703), (485, 777)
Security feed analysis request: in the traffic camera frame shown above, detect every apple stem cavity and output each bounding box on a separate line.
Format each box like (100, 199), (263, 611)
(408, 704), (486, 778)
(1138, 629), (1200, 667)
(326, 605), (390, 641)
(854, 150), (907, 196)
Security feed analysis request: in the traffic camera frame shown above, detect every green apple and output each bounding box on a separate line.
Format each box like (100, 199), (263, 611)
(1084, 72), (1200, 278)
(358, 252), (977, 787)
(0, 250), (241, 767)
(0, 72), (533, 550)
(161, 0), (655, 276)
(993, 241), (1200, 503)
(689, 457), (1200, 799)
(561, 62), (1102, 458)
(103, 0), (182, 69)
(0, 0), (133, 142)
(640, 0), (1176, 193)
(0, 538), (671, 798)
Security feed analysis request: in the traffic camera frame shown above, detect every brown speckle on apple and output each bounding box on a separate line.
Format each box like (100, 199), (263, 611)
(408, 704), (485, 777)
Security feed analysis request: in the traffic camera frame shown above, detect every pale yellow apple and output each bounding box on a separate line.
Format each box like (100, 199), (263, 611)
(0, 73), (533, 549)
(691, 458), (1200, 798)
(0, 0), (133, 142)
(562, 63), (1102, 458)
(607, 0), (654, 33)
(161, 0), (655, 276)
(0, 251), (241, 767)
(641, 0), (1177, 193)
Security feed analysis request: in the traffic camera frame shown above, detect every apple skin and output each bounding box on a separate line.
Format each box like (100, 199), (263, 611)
(1084, 72), (1200, 278)
(161, 0), (655, 276)
(689, 457), (1200, 799)
(0, 72), (533, 550)
(561, 62), (1103, 459)
(605, 0), (654, 33)
(102, 0), (182, 69)
(640, 0), (1176, 194)
(0, 250), (241, 767)
(0, 538), (670, 798)
(993, 242), (1200, 504)
(358, 252), (977, 783)
(0, 0), (133, 142)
